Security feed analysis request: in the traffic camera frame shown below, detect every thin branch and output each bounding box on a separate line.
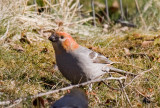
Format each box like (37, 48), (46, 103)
(134, 88), (151, 102)
(134, 0), (147, 28)
(118, 80), (133, 107)
(91, 0), (96, 26)
(6, 99), (22, 108)
(124, 68), (153, 88)
(43, 0), (57, 9)
(119, 0), (125, 20)
(105, 0), (110, 22)
(134, 89), (146, 97)
(0, 77), (126, 106)
(102, 81), (120, 91)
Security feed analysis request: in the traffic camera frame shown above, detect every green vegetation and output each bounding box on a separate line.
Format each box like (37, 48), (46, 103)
(0, 0), (160, 108)
(1, 31), (160, 107)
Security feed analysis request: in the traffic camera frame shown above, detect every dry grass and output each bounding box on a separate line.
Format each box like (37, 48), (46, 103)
(0, 0), (94, 45)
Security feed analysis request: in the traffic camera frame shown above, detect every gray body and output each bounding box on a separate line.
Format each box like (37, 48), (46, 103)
(54, 45), (106, 84)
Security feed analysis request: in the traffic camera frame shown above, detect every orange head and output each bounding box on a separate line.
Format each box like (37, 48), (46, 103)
(49, 32), (79, 52)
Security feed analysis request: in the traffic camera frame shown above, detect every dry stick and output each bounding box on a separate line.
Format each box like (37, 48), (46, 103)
(135, 89), (147, 97)
(124, 68), (153, 89)
(134, 0), (147, 29)
(119, 0), (125, 20)
(0, 77), (126, 106)
(43, 0), (56, 9)
(118, 80), (133, 108)
(102, 81), (121, 91)
(73, 17), (93, 24)
(67, 0), (79, 25)
(103, 68), (152, 91)
(116, 68), (152, 107)
(105, 0), (110, 22)
(91, 0), (96, 26)
(134, 88), (151, 101)
(6, 99), (22, 108)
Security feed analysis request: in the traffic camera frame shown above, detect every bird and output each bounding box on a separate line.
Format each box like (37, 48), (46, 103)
(48, 31), (136, 84)
(50, 88), (88, 108)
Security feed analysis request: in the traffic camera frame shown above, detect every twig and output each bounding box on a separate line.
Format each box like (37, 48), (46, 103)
(91, 0), (96, 26)
(43, 0), (58, 9)
(43, 0), (52, 8)
(0, 77), (126, 106)
(143, 0), (152, 13)
(116, 68), (152, 107)
(102, 81), (120, 91)
(66, 0), (79, 26)
(118, 80), (132, 108)
(119, 0), (125, 20)
(134, 88), (151, 102)
(134, 89), (146, 97)
(6, 99), (22, 108)
(72, 17), (93, 24)
(102, 67), (153, 105)
(134, 0), (147, 28)
(124, 68), (153, 88)
(105, 0), (110, 22)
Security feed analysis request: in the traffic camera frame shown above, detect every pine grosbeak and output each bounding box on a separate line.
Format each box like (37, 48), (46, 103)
(49, 32), (136, 84)
(50, 88), (88, 108)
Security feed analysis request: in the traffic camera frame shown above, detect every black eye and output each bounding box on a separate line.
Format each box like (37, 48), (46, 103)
(60, 36), (64, 39)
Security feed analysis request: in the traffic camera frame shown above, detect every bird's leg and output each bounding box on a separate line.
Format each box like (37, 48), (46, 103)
(102, 65), (113, 77)
(86, 84), (101, 104)
(86, 84), (97, 96)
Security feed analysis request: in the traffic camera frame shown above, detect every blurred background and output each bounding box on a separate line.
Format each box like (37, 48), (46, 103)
(1, 0), (160, 41)
(27, 0), (160, 28)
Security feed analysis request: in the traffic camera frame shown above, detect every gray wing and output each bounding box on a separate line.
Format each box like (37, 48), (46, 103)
(88, 49), (113, 64)
(78, 46), (113, 64)
(75, 46), (136, 76)
(79, 46), (137, 76)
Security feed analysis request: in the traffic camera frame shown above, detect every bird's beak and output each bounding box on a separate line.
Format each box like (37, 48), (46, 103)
(48, 34), (58, 42)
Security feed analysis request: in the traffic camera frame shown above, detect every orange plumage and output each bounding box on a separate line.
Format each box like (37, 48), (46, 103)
(56, 32), (79, 51)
